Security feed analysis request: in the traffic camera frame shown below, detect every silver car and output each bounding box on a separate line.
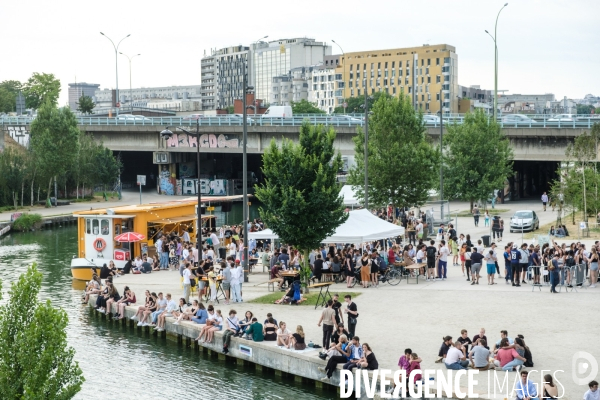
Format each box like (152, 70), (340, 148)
(501, 114), (538, 124)
(509, 210), (539, 233)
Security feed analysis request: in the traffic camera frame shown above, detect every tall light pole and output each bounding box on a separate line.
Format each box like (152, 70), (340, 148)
(119, 52), (141, 111)
(160, 124), (202, 251)
(242, 73), (254, 283)
(363, 96), (372, 209)
(332, 40), (345, 114)
(439, 89), (444, 222)
(252, 35), (268, 103)
(485, 3), (508, 121)
(100, 32), (130, 117)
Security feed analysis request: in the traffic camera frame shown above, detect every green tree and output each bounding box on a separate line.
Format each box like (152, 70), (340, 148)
(0, 147), (27, 209)
(0, 264), (84, 399)
(30, 103), (80, 202)
(95, 145), (122, 191)
(225, 105), (235, 114)
(348, 93), (439, 209)
(76, 95), (95, 114)
(291, 99), (323, 114)
(23, 72), (61, 109)
(333, 92), (384, 114)
(442, 109), (513, 210)
(576, 104), (594, 115)
(255, 122), (348, 288)
(0, 80), (22, 113)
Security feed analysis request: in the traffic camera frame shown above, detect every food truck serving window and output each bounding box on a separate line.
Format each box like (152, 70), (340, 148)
(92, 219), (99, 235)
(86, 219), (91, 234)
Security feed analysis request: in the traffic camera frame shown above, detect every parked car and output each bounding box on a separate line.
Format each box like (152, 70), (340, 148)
(509, 210), (539, 233)
(548, 114), (576, 122)
(501, 114), (538, 124)
(229, 114), (254, 123)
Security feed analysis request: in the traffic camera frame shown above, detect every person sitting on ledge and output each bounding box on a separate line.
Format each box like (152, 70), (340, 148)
(195, 305), (216, 342)
(238, 311), (253, 336)
(331, 323), (349, 345)
(113, 286), (136, 320)
(204, 309), (223, 344)
(276, 321), (291, 347)
(222, 309), (239, 354)
(82, 274), (102, 304)
(288, 325), (306, 350)
(174, 299), (199, 324)
(244, 317), (264, 342)
(191, 302), (208, 324)
(318, 334), (350, 382)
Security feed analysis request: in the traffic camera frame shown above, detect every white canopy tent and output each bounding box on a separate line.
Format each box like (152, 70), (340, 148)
(247, 210), (405, 244)
(247, 229), (279, 240)
(324, 209), (405, 243)
(340, 185), (360, 207)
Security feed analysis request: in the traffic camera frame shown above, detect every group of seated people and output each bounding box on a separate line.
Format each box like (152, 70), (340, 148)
(549, 225), (569, 238)
(437, 328), (534, 372)
(316, 332), (377, 383)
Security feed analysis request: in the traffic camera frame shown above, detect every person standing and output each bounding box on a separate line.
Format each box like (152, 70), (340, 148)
(470, 248), (484, 285)
(510, 244), (522, 287)
(221, 261), (232, 305)
(344, 295), (358, 340)
(317, 300), (336, 349)
(230, 260), (243, 302)
(484, 249), (497, 285)
(519, 244), (530, 285)
(182, 263), (192, 305)
(437, 240), (449, 280)
(426, 240), (437, 281)
(472, 206), (480, 227)
(541, 192), (549, 211)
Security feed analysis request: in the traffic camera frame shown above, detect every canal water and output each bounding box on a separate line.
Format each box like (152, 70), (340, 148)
(0, 227), (333, 400)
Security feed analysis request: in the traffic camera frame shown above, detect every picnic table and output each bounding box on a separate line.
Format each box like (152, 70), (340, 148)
(402, 263), (426, 284)
(307, 282), (333, 309)
(280, 271), (300, 288)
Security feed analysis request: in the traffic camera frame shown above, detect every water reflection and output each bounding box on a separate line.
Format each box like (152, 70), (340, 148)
(0, 227), (333, 399)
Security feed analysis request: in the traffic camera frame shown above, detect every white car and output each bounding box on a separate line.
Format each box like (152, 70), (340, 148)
(116, 114), (151, 122)
(422, 115), (445, 124)
(509, 210), (540, 233)
(501, 114), (538, 124)
(548, 114), (576, 122)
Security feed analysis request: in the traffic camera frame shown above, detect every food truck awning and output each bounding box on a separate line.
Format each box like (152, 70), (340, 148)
(148, 214), (215, 225)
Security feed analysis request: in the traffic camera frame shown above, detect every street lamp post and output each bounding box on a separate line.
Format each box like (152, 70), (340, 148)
(100, 32), (131, 117)
(439, 89), (444, 222)
(252, 35), (268, 104)
(160, 124), (202, 252)
(363, 95), (372, 209)
(332, 40), (345, 113)
(485, 3), (508, 121)
(242, 73), (254, 283)
(119, 52), (141, 111)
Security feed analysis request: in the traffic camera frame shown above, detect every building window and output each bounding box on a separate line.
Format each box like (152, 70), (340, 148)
(385, 70), (388, 77)
(392, 70), (395, 77)
(408, 87), (412, 94)
(384, 79), (387, 86)
(427, 76), (431, 83)
(436, 93), (440, 101)
(378, 62), (381, 69)
(356, 71), (360, 78)
(350, 65), (353, 71)
(351, 89), (354, 96)
(370, 63), (374, 69)
(349, 72), (353, 79)
(422, 94), (425, 101)
(444, 57), (450, 63)
(399, 69), (403, 76)
(444, 75), (450, 82)
(385, 62), (388, 68)
(436, 75), (441, 83)
(436, 58), (440, 65)
(406, 68), (410, 76)
(425, 67), (429, 75)
(392, 61), (395, 68)
(357, 89), (361, 96)
(393, 87), (396, 94)
(349, 81), (353, 88)
(426, 103), (429, 110)
(427, 59), (431, 66)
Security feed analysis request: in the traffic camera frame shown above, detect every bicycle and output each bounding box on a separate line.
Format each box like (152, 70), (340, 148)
(379, 266), (403, 286)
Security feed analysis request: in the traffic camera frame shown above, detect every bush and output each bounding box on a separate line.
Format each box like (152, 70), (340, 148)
(12, 213), (42, 232)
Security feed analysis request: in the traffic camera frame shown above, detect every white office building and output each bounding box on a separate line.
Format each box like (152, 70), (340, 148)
(308, 55), (343, 114)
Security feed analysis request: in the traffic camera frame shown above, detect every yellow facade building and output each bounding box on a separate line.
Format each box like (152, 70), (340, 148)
(337, 44), (458, 114)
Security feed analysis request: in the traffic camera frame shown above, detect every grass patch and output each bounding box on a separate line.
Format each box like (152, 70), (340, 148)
(249, 291), (361, 306)
(523, 211), (600, 240)
(455, 208), (511, 217)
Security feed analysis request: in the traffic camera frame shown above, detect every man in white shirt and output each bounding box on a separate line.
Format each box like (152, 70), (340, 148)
(155, 293), (178, 332)
(445, 341), (469, 370)
(230, 262), (243, 303)
(210, 231), (220, 249)
(416, 246), (425, 263)
(182, 229), (190, 243)
(182, 264), (192, 304)
(182, 245), (190, 262)
(192, 245), (199, 266)
(415, 221), (424, 240)
(437, 240), (450, 280)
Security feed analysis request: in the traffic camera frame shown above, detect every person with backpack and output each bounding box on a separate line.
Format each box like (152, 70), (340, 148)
(510, 244), (522, 287)
(503, 245), (512, 285)
(426, 240), (437, 281)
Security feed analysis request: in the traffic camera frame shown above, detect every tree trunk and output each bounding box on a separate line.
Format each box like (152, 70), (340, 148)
(13, 192), (17, 210)
(303, 248), (310, 293)
(582, 164), (587, 222)
(21, 182), (24, 207)
(30, 167), (37, 207)
(76, 183), (79, 200)
(37, 185), (40, 203)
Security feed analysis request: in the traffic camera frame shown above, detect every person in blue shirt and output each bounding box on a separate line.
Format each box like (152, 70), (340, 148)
(192, 303), (208, 325)
(515, 370), (539, 400)
(494, 330), (514, 351)
(319, 335), (351, 382)
(510, 244), (522, 287)
(503, 245), (512, 285)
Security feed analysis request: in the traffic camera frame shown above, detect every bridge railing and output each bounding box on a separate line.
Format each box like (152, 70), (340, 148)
(2, 115), (599, 129)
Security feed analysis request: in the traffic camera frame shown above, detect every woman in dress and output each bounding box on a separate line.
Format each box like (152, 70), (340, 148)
(360, 253), (371, 289)
(356, 343), (379, 371)
(345, 252), (355, 288)
(288, 325), (306, 350)
(263, 317), (278, 341)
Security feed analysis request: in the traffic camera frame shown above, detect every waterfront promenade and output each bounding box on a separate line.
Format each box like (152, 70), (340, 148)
(98, 255), (598, 399)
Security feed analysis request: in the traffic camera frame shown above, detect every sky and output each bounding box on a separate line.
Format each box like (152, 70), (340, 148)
(2, 0), (598, 106)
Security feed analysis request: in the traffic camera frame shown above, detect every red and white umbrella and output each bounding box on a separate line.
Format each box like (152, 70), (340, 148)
(114, 232), (146, 242)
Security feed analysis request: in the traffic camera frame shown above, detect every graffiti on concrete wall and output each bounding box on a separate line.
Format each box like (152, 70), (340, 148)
(6, 126), (30, 148)
(159, 165), (175, 195)
(166, 133), (239, 148)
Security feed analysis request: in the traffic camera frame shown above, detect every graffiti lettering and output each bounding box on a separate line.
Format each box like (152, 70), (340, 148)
(166, 133), (239, 148)
(5, 126), (30, 148)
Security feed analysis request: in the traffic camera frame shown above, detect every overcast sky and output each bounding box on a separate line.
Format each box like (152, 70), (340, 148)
(2, 0), (598, 106)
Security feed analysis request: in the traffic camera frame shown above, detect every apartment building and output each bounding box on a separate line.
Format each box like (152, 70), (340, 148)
(270, 66), (315, 106)
(308, 55), (343, 113)
(340, 44), (458, 114)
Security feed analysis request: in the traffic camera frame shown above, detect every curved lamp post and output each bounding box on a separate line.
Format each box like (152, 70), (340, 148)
(485, 3), (508, 121)
(100, 32), (130, 117)
(119, 52), (141, 111)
